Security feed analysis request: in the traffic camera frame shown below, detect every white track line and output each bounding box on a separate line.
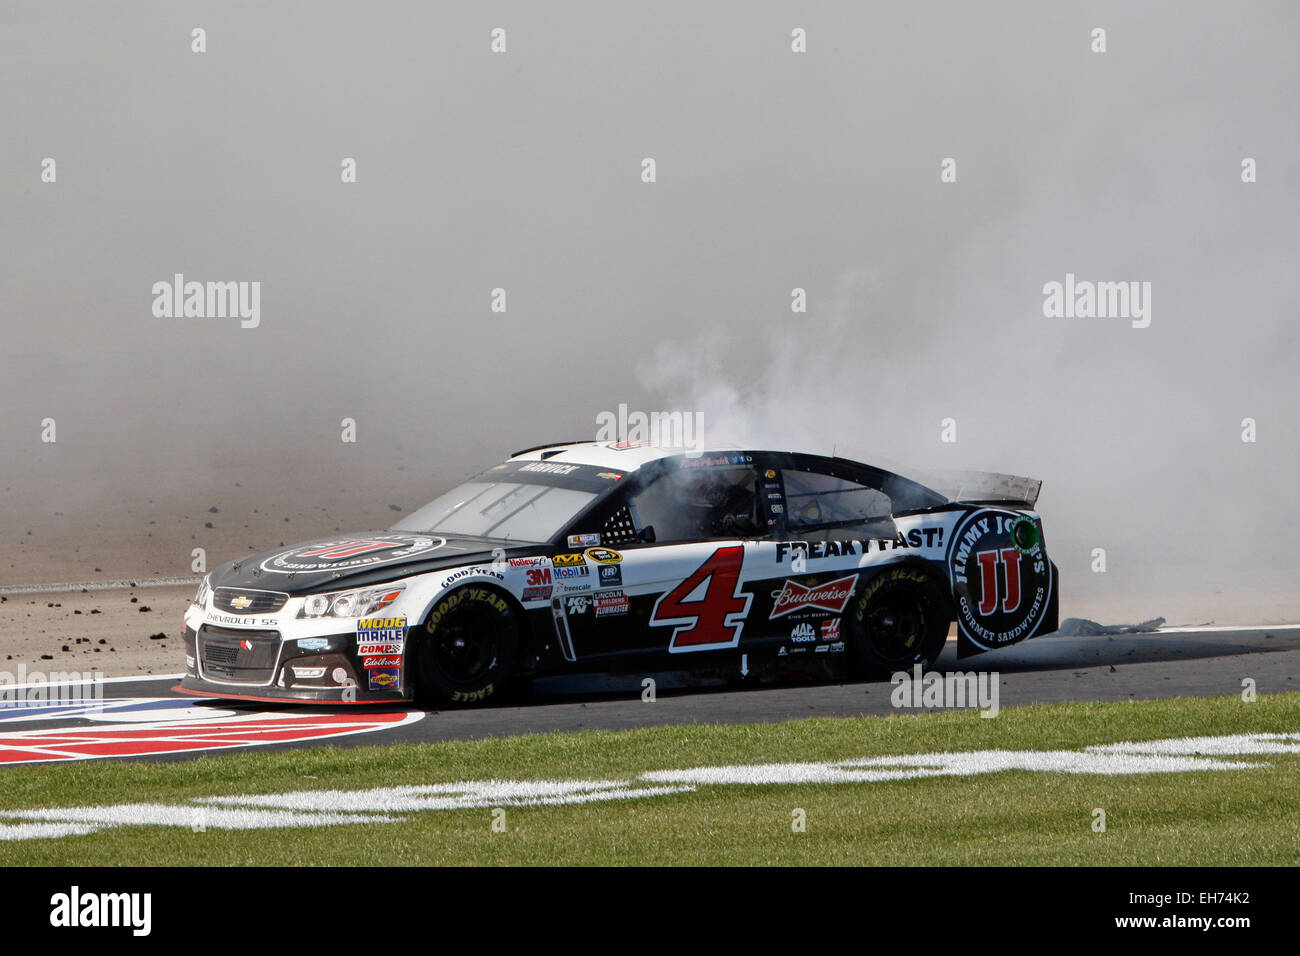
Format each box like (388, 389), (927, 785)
(0, 576), (201, 597)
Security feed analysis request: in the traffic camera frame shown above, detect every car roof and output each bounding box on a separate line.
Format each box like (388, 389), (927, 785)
(508, 440), (736, 471)
(509, 440), (854, 472)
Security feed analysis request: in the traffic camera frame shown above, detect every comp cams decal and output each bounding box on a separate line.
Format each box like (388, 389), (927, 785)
(2, 731), (1294, 840)
(260, 534), (445, 574)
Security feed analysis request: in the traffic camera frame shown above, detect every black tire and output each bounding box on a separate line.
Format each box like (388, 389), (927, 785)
(412, 586), (521, 707)
(846, 565), (950, 675)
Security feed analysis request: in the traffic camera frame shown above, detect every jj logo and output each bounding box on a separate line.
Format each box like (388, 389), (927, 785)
(974, 548), (1021, 616)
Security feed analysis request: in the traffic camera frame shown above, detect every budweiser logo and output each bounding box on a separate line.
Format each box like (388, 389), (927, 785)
(769, 574), (857, 619)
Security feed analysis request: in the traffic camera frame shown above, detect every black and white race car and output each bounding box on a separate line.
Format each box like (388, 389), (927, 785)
(179, 441), (1059, 705)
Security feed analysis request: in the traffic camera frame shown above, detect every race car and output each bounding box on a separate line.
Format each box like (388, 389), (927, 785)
(179, 441), (1059, 705)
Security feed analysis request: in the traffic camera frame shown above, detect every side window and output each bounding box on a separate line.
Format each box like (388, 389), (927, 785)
(629, 466), (761, 543)
(781, 469), (892, 530)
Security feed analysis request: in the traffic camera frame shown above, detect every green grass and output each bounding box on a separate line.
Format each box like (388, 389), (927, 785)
(3, 692), (1299, 865)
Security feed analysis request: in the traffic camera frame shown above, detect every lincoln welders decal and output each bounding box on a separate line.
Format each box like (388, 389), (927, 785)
(0, 731), (1293, 840)
(260, 535), (445, 574)
(949, 509), (1053, 653)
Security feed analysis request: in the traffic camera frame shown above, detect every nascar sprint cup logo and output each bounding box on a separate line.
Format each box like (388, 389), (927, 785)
(260, 535), (444, 573)
(949, 510), (1052, 651)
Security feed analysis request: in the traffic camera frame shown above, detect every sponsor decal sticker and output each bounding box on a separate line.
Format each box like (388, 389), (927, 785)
(297, 638), (330, 651)
(552, 553), (586, 568)
(821, 618), (841, 641)
(553, 565), (590, 580)
(521, 586), (553, 602)
(519, 462), (579, 475)
(368, 668), (400, 690)
(949, 510), (1053, 653)
(769, 574), (857, 620)
(362, 656), (403, 669)
(567, 533), (601, 548)
(598, 564), (622, 588)
(357, 617), (407, 643)
(261, 535), (444, 574)
(356, 643), (403, 656)
(594, 591), (630, 617)
(585, 548), (622, 564)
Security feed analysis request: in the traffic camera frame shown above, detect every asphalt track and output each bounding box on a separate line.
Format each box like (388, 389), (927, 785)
(3, 625), (1297, 764)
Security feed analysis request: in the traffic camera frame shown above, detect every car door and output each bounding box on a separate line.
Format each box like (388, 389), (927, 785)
(555, 454), (777, 667)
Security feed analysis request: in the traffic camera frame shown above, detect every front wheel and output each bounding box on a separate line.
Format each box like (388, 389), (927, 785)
(846, 566), (950, 675)
(412, 586), (521, 707)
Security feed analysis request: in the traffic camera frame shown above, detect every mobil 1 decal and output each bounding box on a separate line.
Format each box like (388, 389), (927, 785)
(948, 509), (1053, 657)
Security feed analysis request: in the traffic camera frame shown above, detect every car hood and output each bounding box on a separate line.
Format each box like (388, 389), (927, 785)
(207, 531), (546, 596)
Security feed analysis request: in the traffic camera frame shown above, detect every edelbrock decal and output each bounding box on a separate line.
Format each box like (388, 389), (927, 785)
(1, 731), (1295, 841)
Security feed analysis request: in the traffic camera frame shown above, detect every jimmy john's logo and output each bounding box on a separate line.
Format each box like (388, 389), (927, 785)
(769, 574), (857, 620)
(950, 510), (1053, 652)
(261, 534), (444, 574)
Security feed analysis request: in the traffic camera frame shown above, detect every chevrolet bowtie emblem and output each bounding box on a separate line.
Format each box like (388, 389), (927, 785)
(230, 595), (253, 609)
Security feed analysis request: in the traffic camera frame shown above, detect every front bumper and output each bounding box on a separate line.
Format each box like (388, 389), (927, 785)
(181, 622), (411, 704)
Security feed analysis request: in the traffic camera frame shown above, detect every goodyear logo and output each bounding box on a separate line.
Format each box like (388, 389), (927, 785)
(426, 589), (508, 629)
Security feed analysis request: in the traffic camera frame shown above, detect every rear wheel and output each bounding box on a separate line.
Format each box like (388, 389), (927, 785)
(412, 586), (521, 707)
(846, 566), (949, 675)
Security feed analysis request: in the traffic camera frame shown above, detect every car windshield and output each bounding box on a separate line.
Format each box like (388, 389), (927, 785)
(391, 481), (596, 543)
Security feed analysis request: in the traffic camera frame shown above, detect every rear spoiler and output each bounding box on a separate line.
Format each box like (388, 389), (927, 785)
(918, 470), (1042, 508)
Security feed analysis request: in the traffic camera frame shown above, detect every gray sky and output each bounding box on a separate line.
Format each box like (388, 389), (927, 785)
(1, 1), (1296, 602)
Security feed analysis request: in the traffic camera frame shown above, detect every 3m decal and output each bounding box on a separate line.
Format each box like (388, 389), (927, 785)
(650, 546), (752, 652)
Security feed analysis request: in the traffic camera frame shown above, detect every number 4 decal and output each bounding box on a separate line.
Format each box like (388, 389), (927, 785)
(650, 546), (752, 652)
